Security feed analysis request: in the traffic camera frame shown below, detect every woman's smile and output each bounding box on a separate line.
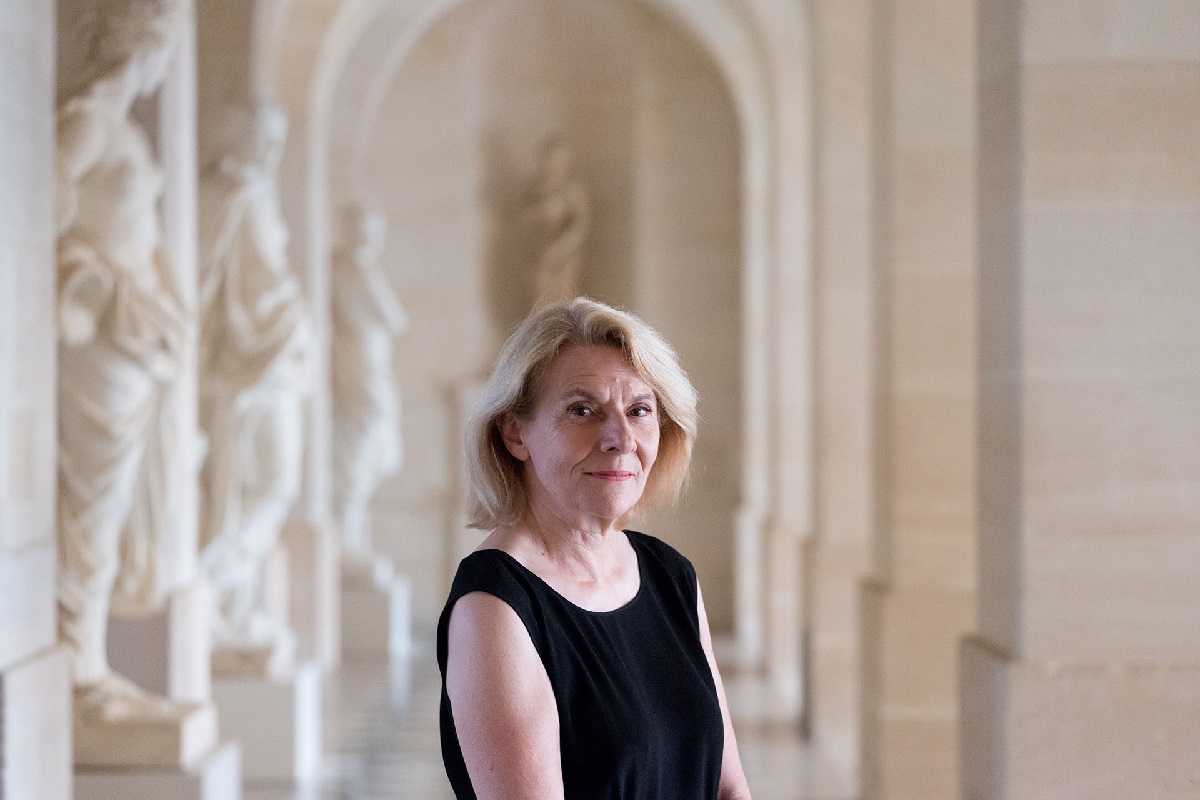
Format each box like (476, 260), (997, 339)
(585, 470), (636, 481)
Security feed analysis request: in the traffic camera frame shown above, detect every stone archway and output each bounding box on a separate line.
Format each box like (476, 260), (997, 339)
(275, 0), (813, 716)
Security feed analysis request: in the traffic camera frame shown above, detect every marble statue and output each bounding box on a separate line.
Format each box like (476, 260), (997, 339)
(55, 0), (191, 720)
(331, 203), (407, 575)
(197, 99), (314, 664)
(524, 137), (591, 306)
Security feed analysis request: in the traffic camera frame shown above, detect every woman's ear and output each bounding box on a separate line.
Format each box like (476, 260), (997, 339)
(497, 412), (529, 461)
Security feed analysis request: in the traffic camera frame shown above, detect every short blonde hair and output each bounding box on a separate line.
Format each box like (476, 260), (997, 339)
(465, 297), (698, 530)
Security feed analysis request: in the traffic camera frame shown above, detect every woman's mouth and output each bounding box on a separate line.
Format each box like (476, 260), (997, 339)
(586, 471), (635, 481)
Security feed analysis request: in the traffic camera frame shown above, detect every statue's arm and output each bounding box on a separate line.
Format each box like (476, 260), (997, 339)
(360, 263), (409, 333)
(57, 247), (114, 346)
(55, 101), (107, 233)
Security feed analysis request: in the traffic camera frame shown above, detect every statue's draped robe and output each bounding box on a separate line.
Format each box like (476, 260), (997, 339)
(330, 246), (405, 555)
(56, 95), (188, 682)
(197, 164), (311, 637)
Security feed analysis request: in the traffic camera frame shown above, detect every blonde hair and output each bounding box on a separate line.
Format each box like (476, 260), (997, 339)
(465, 297), (698, 529)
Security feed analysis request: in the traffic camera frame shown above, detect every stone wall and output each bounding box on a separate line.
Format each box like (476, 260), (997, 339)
(965, 1), (1200, 797)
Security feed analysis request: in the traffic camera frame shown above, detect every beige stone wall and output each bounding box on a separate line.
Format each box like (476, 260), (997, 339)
(810, 0), (875, 789)
(966, 1), (1200, 797)
(862, 0), (979, 797)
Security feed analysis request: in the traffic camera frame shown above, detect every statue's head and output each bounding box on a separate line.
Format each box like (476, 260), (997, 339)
(88, 0), (182, 95)
(341, 203), (387, 260)
(215, 99), (289, 174)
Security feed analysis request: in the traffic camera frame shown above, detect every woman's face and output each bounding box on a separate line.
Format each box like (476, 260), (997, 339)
(502, 345), (660, 530)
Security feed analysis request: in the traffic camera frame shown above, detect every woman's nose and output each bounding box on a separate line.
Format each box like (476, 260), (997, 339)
(601, 415), (636, 453)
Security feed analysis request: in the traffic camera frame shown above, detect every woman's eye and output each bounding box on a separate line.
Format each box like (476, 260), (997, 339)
(567, 404), (592, 417)
(629, 405), (653, 418)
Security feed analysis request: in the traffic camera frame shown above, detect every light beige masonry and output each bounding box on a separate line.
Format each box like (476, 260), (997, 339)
(1025, 65), (1200, 202)
(968, 0), (1200, 796)
(1023, 0), (1200, 62)
(963, 640), (1200, 800)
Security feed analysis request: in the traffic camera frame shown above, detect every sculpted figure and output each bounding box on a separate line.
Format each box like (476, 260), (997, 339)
(197, 100), (314, 657)
(524, 137), (591, 306)
(56, 0), (189, 716)
(331, 204), (408, 572)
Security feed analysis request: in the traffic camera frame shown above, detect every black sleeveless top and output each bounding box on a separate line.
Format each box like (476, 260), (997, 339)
(436, 531), (724, 799)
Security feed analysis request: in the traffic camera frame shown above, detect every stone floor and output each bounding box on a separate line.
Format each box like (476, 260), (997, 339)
(245, 643), (854, 800)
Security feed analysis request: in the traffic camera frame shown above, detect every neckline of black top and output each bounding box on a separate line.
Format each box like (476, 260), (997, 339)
(472, 530), (646, 616)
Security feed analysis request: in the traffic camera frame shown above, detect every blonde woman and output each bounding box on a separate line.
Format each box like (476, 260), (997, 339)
(439, 297), (752, 799)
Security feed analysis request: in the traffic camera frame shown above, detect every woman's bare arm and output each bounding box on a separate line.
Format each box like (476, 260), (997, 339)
(445, 591), (565, 800)
(697, 583), (754, 800)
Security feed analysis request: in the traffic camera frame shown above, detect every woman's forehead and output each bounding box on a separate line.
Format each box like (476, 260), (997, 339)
(541, 345), (651, 394)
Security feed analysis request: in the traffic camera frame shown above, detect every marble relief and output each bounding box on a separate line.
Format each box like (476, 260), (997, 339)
(197, 98), (314, 668)
(55, 0), (192, 718)
(524, 136), (590, 307)
(330, 203), (408, 575)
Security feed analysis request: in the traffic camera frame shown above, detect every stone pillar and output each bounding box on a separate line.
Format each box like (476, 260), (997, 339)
(273, 2), (341, 674)
(809, 0), (876, 791)
(0, 4), (72, 798)
(963, 2), (1200, 798)
(860, 0), (979, 798)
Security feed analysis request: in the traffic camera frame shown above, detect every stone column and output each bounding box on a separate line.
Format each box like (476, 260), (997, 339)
(963, 2), (1200, 798)
(272, 0), (342, 673)
(860, 0), (979, 798)
(0, 3), (72, 798)
(809, 0), (876, 791)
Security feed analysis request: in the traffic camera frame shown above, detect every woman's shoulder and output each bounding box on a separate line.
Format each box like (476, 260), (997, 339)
(624, 530), (697, 583)
(438, 548), (548, 670)
(447, 547), (531, 600)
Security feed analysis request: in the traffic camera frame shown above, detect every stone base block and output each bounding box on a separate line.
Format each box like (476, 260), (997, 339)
(108, 580), (212, 702)
(212, 627), (297, 679)
(0, 646), (71, 800)
(341, 573), (411, 661)
(75, 740), (241, 800)
(213, 659), (322, 783)
(75, 699), (218, 769)
(961, 638), (1200, 800)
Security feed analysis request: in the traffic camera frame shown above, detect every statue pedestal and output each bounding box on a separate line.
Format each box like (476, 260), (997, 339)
(212, 659), (322, 783)
(75, 740), (241, 800)
(75, 699), (218, 768)
(88, 585), (241, 797)
(211, 627), (297, 678)
(341, 555), (411, 661)
(108, 580), (212, 702)
(0, 646), (71, 800)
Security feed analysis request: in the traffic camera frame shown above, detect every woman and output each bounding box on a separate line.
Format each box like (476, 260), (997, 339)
(438, 297), (752, 799)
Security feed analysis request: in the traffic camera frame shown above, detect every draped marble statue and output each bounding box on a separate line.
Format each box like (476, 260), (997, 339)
(524, 137), (591, 306)
(56, 0), (191, 723)
(197, 100), (314, 667)
(331, 204), (407, 575)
